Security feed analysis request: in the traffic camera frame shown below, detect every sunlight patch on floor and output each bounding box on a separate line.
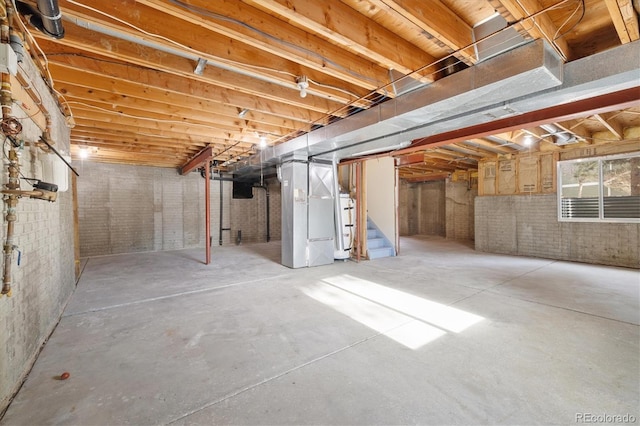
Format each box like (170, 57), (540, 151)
(302, 275), (484, 349)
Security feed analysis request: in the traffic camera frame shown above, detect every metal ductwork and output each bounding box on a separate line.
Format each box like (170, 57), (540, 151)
(36, 0), (64, 38)
(539, 123), (576, 146)
(231, 39), (563, 175)
(16, 0), (64, 39)
(230, 39), (640, 178)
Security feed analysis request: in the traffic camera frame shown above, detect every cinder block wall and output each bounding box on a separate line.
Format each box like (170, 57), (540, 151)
(418, 181), (446, 236)
(399, 179), (476, 240)
(229, 180), (281, 244)
(75, 163), (232, 256)
(398, 180), (419, 235)
(475, 194), (640, 268)
(75, 164), (281, 257)
(445, 181), (476, 240)
(0, 55), (75, 413)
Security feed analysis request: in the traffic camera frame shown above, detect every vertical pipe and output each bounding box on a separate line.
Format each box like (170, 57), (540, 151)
(355, 162), (361, 263)
(265, 186), (270, 242)
(204, 162), (211, 265)
(72, 173), (80, 280)
(1, 3), (12, 120)
(1, 2), (17, 296)
(332, 160), (345, 256)
(219, 176), (223, 246)
(35, 0), (64, 39)
(254, 185), (270, 242)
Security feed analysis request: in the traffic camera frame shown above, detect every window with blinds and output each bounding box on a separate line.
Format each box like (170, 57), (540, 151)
(558, 153), (640, 222)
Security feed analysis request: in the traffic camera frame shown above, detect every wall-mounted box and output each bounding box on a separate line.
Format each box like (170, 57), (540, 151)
(0, 43), (18, 76)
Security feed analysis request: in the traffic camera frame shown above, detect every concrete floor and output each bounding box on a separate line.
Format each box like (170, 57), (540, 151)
(3, 237), (639, 425)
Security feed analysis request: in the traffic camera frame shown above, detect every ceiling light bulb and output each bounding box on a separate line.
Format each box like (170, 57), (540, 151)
(78, 147), (89, 159)
(523, 134), (534, 146)
(296, 76), (309, 98)
(259, 136), (267, 148)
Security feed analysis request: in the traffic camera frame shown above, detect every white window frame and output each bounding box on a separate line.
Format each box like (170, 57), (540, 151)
(557, 152), (640, 223)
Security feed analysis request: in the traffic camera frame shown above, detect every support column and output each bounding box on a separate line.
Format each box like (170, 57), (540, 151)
(204, 160), (211, 265)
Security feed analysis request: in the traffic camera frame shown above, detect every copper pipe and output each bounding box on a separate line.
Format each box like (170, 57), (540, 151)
(2, 149), (19, 296)
(2, 1), (18, 296)
(1, 189), (48, 197)
(15, 72), (49, 123)
(1, 3), (12, 120)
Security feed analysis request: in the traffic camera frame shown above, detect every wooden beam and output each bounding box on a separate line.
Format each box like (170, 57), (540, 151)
(244, 0), (439, 80)
(466, 138), (518, 154)
(69, 102), (292, 139)
(395, 153), (425, 166)
(59, 0), (388, 91)
(10, 74), (48, 130)
(180, 146), (214, 175)
(71, 113), (259, 144)
(435, 146), (483, 161)
(451, 142), (500, 158)
(72, 147), (189, 167)
(401, 172), (450, 182)
(57, 81), (305, 131)
(593, 112), (625, 139)
(71, 120), (255, 157)
(36, 31), (355, 113)
(554, 119), (591, 141)
(491, 0), (571, 60)
(604, 0), (640, 43)
(48, 62), (330, 124)
(365, 0), (476, 64)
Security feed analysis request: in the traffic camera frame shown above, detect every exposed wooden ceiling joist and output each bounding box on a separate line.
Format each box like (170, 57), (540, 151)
(605, 0), (640, 43)
(9, 0), (636, 176)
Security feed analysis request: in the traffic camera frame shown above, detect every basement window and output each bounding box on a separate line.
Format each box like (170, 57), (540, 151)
(558, 153), (640, 222)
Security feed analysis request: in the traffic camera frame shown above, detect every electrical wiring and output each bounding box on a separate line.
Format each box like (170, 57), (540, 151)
(11, 0), (54, 86)
(514, 0), (573, 60)
(66, 0), (297, 80)
(11, 101), (43, 120)
(66, 101), (254, 132)
(2, 136), (52, 186)
(554, 0), (586, 40)
(47, 52), (154, 71)
(66, 0), (382, 98)
(221, 0), (576, 165)
(166, 0), (381, 86)
(307, 78), (363, 100)
(11, 0), (75, 121)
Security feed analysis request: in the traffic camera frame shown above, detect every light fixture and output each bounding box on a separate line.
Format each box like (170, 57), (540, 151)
(522, 134), (535, 146)
(296, 75), (309, 98)
(78, 147), (89, 159)
(238, 108), (249, 118)
(194, 58), (207, 75)
(259, 136), (267, 148)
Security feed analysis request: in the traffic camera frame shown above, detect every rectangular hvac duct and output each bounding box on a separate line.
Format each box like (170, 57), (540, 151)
(280, 154), (308, 268)
(232, 39), (563, 172)
(473, 13), (528, 62)
(307, 161), (335, 267)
